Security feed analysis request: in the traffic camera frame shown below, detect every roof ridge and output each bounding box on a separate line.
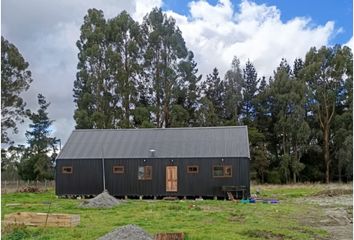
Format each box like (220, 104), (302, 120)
(73, 126), (247, 132)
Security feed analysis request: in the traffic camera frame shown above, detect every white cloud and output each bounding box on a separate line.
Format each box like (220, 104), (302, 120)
(167, 0), (334, 77)
(2, 0), (338, 146)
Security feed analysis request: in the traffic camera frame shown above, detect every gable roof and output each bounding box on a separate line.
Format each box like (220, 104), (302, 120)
(57, 126), (250, 159)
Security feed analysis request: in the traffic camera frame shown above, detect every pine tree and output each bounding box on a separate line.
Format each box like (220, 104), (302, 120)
(270, 59), (309, 183)
(18, 94), (58, 180)
(241, 60), (259, 125)
(1, 36), (33, 144)
(201, 67), (224, 124)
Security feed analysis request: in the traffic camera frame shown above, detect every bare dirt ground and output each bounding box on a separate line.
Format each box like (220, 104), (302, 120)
(300, 187), (353, 240)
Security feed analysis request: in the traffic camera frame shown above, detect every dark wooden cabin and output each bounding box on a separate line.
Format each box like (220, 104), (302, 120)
(55, 126), (250, 198)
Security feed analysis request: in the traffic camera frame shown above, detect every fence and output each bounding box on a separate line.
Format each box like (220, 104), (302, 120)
(1, 180), (55, 194)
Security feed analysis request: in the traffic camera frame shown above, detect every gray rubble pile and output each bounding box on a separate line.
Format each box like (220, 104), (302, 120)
(80, 190), (120, 208)
(97, 224), (153, 240)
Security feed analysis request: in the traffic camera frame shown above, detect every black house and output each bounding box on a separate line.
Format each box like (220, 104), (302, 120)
(55, 126), (250, 198)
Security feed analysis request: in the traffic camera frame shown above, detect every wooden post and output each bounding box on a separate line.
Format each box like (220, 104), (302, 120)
(16, 180), (19, 192)
(4, 180), (7, 194)
(45, 180), (47, 191)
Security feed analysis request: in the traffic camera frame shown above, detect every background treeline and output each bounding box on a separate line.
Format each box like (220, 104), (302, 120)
(1, 8), (352, 183)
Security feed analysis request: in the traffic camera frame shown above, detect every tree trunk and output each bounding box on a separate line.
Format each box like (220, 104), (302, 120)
(323, 126), (331, 184)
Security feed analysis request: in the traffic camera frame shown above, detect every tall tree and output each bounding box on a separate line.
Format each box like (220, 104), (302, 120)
(1, 36), (33, 144)
(176, 51), (202, 126)
(143, 8), (188, 127)
(18, 94), (58, 180)
(302, 45), (353, 183)
(241, 60), (259, 125)
(201, 67), (224, 124)
(224, 56), (244, 125)
(270, 59), (309, 183)
(74, 9), (113, 129)
(107, 11), (143, 128)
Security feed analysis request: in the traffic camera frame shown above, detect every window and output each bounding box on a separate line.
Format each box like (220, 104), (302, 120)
(113, 165), (124, 174)
(62, 166), (73, 174)
(138, 166), (152, 180)
(187, 165), (199, 174)
(213, 165), (232, 177)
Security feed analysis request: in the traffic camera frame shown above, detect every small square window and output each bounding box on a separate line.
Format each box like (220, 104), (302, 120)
(187, 165), (199, 174)
(62, 166), (73, 174)
(213, 165), (232, 177)
(113, 165), (124, 174)
(138, 166), (152, 180)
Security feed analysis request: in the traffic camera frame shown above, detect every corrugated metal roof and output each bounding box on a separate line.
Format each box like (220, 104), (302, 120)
(57, 126), (250, 159)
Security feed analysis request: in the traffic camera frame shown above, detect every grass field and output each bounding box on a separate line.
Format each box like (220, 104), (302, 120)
(1, 184), (351, 240)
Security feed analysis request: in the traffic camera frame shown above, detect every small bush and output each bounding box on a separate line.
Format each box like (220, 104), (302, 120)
(267, 171), (282, 184)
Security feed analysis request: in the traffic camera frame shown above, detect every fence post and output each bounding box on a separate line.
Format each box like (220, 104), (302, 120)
(16, 180), (19, 192)
(4, 180), (7, 194)
(45, 180), (47, 191)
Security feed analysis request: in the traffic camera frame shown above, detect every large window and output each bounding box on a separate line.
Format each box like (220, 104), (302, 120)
(213, 165), (232, 177)
(187, 165), (199, 174)
(138, 166), (152, 180)
(113, 165), (124, 174)
(62, 166), (73, 174)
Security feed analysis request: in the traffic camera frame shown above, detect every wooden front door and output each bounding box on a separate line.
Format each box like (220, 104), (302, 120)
(166, 166), (178, 192)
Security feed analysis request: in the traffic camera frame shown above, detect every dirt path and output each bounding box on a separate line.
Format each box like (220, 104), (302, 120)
(300, 192), (353, 240)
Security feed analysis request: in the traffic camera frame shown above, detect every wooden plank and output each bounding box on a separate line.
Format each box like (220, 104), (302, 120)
(155, 232), (185, 240)
(4, 212), (80, 227)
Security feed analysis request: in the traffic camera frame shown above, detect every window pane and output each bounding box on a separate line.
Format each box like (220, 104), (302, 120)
(138, 166), (152, 180)
(145, 166), (152, 179)
(113, 165), (124, 174)
(224, 166), (232, 176)
(138, 166), (144, 180)
(187, 166), (199, 173)
(62, 166), (72, 174)
(213, 166), (223, 177)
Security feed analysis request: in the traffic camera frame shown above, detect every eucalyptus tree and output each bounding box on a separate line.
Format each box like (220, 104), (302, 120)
(302, 45), (353, 183)
(1, 36), (33, 144)
(224, 56), (244, 125)
(74, 9), (113, 129)
(107, 11), (143, 128)
(143, 8), (188, 127)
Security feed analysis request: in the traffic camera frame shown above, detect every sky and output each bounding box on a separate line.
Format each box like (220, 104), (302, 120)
(1, 0), (353, 146)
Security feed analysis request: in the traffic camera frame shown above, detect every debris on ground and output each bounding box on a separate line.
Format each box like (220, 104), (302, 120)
(19, 186), (40, 193)
(313, 189), (352, 197)
(97, 224), (153, 240)
(80, 190), (120, 208)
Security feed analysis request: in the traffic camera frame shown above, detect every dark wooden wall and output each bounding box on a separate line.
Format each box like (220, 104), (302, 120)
(55, 157), (250, 197)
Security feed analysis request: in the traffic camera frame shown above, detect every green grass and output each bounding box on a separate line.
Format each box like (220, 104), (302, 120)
(2, 186), (330, 240)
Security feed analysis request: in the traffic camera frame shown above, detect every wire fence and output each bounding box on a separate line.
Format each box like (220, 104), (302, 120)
(1, 180), (55, 194)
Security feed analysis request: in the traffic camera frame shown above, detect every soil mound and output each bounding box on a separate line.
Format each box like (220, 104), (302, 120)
(80, 190), (120, 208)
(97, 224), (153, 240)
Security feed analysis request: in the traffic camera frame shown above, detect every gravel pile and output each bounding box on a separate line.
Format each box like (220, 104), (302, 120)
(97, 224), (153, 240)
(80, 190), (120, 208)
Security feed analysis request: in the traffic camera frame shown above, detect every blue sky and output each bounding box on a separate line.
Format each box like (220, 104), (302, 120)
(163, 0), (352, 44)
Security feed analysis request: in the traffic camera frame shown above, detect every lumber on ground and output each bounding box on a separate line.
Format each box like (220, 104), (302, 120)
(4, 212), (80, 227)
